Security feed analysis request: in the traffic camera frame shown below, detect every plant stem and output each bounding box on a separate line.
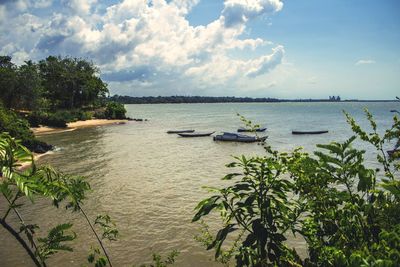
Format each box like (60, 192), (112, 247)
(0, 218), (42, 267)
(79, 205), (113, 267)
(4, 193), (46, 266)
(3, 192), (19, 221)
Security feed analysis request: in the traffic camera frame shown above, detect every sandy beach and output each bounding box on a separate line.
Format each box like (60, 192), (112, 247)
(31, 119), (128, 135)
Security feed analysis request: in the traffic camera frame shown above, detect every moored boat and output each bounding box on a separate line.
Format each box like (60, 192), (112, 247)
(167, 130), (195, 134)
(292, 130), (328, 135)
(237, 127), (267, 132)
(213, 132), (267, 143)
(178, 132), (215, 137)
(387, 149), (400, 157)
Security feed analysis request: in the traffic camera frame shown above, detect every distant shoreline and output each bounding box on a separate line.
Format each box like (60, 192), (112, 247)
(109, 95), (399, 104)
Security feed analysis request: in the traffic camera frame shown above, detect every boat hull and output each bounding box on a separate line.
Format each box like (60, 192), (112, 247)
(213, 134), (267, 143)
(178, 132), (214, 137)
(292, 130), (328, 135)
(167, 130), (195, 134)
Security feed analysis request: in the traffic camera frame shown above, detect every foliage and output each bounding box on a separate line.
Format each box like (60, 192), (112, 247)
(0, 132), (115, 266)
(133, 250), (180, 267)
(28, 110), (94, 128)
(104, 102), (126, 119)
(38, 55), (108, 110)
(194, 110), (400, 266)
(36, 223), (76, 260)
(95, 214), (119, 241)
(0, 55), (109, 113)
(87, 246), (108, 267)
(0, 104), (51, 152)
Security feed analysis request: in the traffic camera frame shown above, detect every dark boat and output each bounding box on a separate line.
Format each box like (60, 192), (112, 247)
(178, 132), (215, 137)
(213, 132), (267, 143)
(292, 130), (328, 135)
(387, 149), (400, 157)
(237, 127), (267, 132)
(167, 130), (195, 134)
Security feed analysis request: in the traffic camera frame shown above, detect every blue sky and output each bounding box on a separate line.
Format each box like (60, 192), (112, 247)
(0, 0), (399, 99)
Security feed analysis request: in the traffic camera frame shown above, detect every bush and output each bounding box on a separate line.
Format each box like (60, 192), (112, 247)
(27, 110), (93, 128)
(0, 104), (52, 153)
(104, 102), (126, 119)
(27, 110), (47, 127)
(93, 109), (106, 119)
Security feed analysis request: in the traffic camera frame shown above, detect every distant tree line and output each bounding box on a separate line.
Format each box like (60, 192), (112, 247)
(109, 95), (348, 104)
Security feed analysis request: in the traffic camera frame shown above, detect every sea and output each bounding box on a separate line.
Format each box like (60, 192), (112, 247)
(0, 102), (399, 266)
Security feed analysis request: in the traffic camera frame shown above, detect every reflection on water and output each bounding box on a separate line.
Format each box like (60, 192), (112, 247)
(0, 102), (398, 266)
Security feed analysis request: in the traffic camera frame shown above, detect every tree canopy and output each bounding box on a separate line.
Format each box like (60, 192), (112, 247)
(0, 55), (109, 111)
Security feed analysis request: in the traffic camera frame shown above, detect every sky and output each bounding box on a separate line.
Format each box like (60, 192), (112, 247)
(0, 0), (399, 99)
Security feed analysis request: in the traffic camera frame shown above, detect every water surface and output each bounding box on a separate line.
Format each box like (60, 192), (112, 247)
(1, 102), (398, 266)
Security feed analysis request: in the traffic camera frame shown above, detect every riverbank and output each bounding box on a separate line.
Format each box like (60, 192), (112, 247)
(31, 119), (128, 135)
(17, 151), (52, 171)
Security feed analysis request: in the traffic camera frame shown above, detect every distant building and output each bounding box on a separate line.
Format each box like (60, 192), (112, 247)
(329, 96), (341, 101)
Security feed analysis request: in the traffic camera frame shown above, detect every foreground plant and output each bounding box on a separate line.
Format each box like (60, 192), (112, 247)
(194, 110), (400, 266)
(0, 133), (116, 266)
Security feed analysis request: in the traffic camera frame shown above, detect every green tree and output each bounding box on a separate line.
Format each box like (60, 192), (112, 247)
(38, 56), (108, 110)
(0, 56), (18, 109)
(16, 60), (43, 110)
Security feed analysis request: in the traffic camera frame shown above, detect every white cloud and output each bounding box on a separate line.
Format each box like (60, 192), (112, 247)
(222, 0), (283, 27)
(0, 0), (285, 95)
(65, 0), (97, 15)
(355, 59), (375, 66)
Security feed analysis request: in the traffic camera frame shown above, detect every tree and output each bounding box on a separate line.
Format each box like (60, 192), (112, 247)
(16, 60), (43, 110)
(0, 56), (18, 109)
(38, 56), (108, 110)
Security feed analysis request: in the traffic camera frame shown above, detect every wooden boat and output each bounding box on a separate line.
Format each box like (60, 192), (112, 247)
(237, 127), (267, 132)
(292, 130), (328, 135)
(178, 132), (215, 137)
(167, 130), (195, 134)
(213, 132), (267, 143)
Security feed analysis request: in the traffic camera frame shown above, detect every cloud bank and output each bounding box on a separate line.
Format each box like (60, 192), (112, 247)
(0, 0), (285, 96)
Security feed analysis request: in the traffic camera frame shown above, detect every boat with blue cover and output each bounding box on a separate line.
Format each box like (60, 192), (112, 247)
(213, 132), (267, 143)
(237, 127), (267, 132)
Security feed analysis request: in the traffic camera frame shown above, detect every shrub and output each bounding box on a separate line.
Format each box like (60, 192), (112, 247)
(93, 109), (106, 119)
(0, 104), (52, 153)
(104, 102), (126, 119)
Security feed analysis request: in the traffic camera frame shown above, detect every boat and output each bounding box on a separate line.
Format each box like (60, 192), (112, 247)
(237, 127), (267, 132)
(167, 130), (195, 134)
(178, 132), (215, 137)
(292, 130), (328, 135)
(213, 132), (267, 143)
(387, 149), (400, 157)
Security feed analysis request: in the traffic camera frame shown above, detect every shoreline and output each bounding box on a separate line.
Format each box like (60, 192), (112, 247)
(31, 119), (128, 135)
(18, 151), (53, 171)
